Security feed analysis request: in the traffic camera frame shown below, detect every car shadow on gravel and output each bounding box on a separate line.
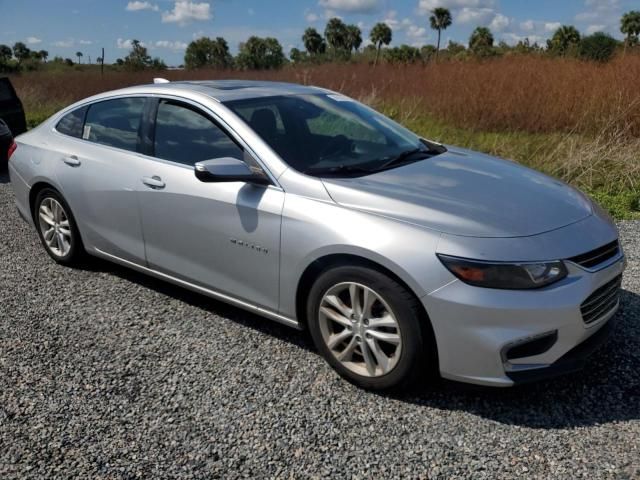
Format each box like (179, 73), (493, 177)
(0, 170), (9, 183)
(76, 257), (639, 430)
(76, 257), (313, 350)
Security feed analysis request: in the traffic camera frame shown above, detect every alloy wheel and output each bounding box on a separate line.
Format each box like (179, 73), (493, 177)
(318, 282), (402, 377)
(38, 197), (72, 257)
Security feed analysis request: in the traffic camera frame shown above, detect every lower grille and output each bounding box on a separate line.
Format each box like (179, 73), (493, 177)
(580, 275), (622, 325)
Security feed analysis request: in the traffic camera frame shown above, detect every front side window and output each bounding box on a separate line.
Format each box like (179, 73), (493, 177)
(225, 94), (436, 177)
(56, 106), (88, 138)
(84, 98), (146, 152)
(153, 100), (244, 166)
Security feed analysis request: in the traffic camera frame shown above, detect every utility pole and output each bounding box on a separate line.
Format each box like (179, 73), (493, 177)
(101, 47), (104, 77)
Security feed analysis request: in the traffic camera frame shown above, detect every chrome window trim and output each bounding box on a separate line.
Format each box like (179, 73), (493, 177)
(50, 92), (283, 190)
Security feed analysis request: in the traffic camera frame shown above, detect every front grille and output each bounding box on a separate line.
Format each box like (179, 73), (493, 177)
(580, 275), (622, 325)
(569, 240), (620, 269)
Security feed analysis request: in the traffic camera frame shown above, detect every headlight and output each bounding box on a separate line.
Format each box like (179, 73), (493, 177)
(437, 254), (568, 290)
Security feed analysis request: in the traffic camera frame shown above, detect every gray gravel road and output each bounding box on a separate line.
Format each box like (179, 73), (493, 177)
(0, 171), (638, 479)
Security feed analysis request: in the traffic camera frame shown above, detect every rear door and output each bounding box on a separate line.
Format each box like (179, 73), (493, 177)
(53, 97), (149, 263)
(0, 78), (27, 136)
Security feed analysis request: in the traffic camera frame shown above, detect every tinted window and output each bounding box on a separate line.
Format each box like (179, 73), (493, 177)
(84, 98), (145, 152)
(153, 100), (243, 166)
(225, 94), (423, 175)
(232, 104), (285, 135)
(306, 109), (386, 144)
(56, 106), (87, 138)
(0, 80), (15, 102)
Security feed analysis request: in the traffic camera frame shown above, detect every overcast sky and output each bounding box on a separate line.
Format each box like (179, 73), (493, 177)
(1, 0), (636, 66)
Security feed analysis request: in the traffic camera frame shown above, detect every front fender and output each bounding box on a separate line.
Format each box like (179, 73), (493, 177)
(278, 193), (449, 319)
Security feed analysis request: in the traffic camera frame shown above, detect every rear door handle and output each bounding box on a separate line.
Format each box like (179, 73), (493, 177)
(142, 175), (165, 189)
(63, 155), (81, 167)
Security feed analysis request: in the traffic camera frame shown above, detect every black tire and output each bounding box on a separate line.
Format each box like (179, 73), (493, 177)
(307, 265), (431, 391)
(33, 188), (85, 265)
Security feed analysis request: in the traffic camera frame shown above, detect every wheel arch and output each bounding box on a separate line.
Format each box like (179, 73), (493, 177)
(295, 253), (439, 375)
(29, 181), (88, 249)
(295, 253), (438, 368)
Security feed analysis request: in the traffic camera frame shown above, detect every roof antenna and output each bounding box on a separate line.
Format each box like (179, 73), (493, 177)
(154, 78), (170, 84)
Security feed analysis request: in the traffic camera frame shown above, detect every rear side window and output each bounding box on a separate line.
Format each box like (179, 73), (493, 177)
(153, 100), (243, 166)
(84, 98), (145, 152)
(55, 106), (87, 138)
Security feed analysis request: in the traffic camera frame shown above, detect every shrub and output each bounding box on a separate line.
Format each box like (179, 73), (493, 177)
(580, 32), (619, 62)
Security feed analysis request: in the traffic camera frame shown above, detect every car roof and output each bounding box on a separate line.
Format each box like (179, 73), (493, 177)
(111, 80), (330, 102)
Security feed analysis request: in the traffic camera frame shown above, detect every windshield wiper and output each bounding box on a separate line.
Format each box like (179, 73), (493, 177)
(375, 148), (433, 172)
(304, 164), (374, 177)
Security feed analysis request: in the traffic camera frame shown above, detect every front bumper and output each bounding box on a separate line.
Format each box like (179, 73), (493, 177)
(423, 253), (626, 387)
(506, 315), (615, 384)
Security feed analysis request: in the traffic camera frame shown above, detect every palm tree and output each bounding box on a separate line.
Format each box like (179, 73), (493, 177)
(76, 51), (83, 64)
(429, 7), (452, 60)
(325, 17), (349, 52)
(370, 22), (392, 66)
(302, 27), (326, 55)
(469, 27), (495, 57)
(346, 25), (362, 52)
(621, 11), (640, 48)
(547, 26), (581, 56)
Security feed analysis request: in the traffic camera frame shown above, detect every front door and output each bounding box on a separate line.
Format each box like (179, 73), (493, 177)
(137, 99), (284, 311)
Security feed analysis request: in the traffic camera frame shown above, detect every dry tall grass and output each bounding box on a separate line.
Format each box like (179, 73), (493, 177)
(11, 54), (640, 137)
(8, 55), (640, 216)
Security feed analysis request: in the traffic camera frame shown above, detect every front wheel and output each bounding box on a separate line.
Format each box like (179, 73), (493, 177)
(307, 265), (430, 391)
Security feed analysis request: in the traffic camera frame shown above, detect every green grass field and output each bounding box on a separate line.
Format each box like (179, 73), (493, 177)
(383, 110), (640, 220)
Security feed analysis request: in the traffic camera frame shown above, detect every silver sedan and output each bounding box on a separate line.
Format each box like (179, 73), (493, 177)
(8, 80), (626, 390)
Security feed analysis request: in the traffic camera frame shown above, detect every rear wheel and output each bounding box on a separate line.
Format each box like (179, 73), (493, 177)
(307, 265), (429, 391)
(34, 188), (84, 265)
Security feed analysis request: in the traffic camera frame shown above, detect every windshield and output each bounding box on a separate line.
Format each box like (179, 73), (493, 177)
(225, 93), (442, 177)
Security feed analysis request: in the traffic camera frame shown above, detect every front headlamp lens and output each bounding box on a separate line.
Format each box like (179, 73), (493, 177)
(438, 255), (568, 290)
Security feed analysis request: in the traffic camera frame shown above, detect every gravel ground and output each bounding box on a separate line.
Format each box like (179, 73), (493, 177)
(0, 171), (638, 479)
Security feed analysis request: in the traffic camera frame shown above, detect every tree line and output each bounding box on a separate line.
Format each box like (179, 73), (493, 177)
(1, 9), (638, 73)
(183, 9), (640, 69)
(0, 42), (51, 72)
(0, 41), (104, 72)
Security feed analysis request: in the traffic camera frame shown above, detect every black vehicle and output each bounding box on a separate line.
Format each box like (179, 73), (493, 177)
(0, 77), (25, 170)
(0, 119), (14, 171)
(0, 77), (26, 135)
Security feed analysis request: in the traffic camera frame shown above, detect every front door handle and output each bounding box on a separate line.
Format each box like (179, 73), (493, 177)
(63, 155), (81, 167)
(142, 175), (165, 189)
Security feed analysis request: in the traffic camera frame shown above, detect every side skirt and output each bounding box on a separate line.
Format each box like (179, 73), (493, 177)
(92, 247), (301, 330)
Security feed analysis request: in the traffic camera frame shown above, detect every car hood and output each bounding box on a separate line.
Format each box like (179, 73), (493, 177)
(321, 147), (593, 238)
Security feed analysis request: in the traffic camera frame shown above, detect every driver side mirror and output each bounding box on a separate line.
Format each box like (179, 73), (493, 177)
(194, 157), (270, 185)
